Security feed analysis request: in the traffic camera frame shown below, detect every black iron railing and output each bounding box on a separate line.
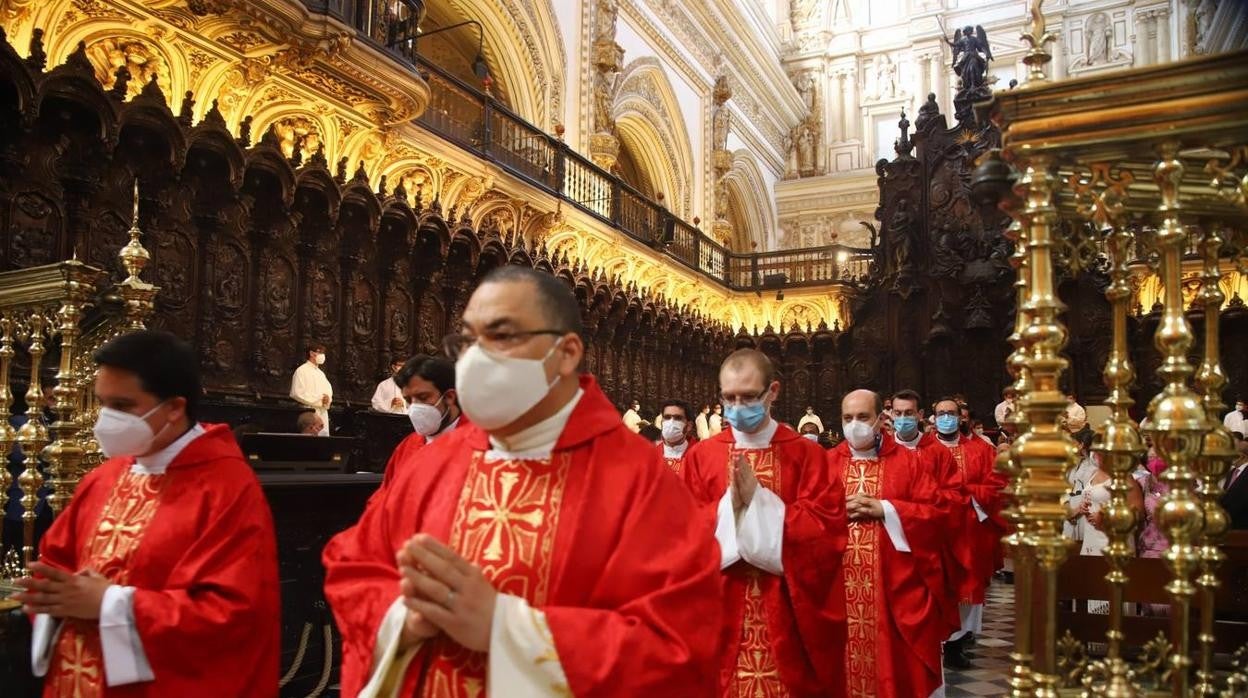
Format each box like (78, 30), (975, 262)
(336, 1), (874, 291)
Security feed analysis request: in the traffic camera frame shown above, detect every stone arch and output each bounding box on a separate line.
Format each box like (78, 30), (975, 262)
(723, 151), (775, 251)
(613, 58), (695, 217)
(436, 0), (566, 128)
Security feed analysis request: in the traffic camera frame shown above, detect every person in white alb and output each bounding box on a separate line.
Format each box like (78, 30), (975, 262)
(1064, 393), (1087, 434)
(994, 387), (1017, 430)
(371, 358), (407, 414)
(695, 404), (711, 441)
(291, 343), (333, 436)
(1224, 397), (1246, 436)
(797, 405), (825, 435)
(622, 400), (643, 433)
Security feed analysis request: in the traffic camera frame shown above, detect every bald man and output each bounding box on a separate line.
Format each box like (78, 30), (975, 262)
(682, 349), (847, 697)
(828, 389), (944, 697)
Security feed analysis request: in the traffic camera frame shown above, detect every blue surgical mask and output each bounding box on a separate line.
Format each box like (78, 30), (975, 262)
(893, 415), (919, 439)
(723, 400), (767, 433)
(935, 414), (960, 435)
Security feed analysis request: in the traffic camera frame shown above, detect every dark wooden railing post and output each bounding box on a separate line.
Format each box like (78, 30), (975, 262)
(610, 179), (622, 226)
(553, 140), (566, 194)
(480, 92), (492, 156)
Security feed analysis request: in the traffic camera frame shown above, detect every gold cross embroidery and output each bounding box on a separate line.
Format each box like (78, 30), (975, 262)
(59, 632), (100, 698)
(464, 469), (548, 563)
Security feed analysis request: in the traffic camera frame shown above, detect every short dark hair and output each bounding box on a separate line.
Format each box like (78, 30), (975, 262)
(722, 348), (776, 385)
(481, 265), (583, 336)
(934, 396), (960, 411)
(891, 389), (922, 408)
(395, 354), (455, 393)
(306, 342), (326, 355)
(660, 399), (693, 421)
(94, 330), (201, 421)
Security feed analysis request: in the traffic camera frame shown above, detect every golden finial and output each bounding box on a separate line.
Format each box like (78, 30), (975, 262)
(118, 179), (151, 283)
(1020, 0), (1056, 85)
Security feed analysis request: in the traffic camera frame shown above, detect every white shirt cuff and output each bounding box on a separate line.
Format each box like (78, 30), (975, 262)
(715, 488), (742, 569)
(971, 496), (989, 522)
(99, 585), (154, 686)
(489, 594), (569, 697)
(880, 500), (911, 553)
(30, 614), (60, 677)
(737, 486), (785, 575)
(359, 597), (422, 698)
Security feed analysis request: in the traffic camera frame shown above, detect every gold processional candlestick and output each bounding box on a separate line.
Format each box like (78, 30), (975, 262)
(1144, 143), (1208, 698)
(0, 316), (15, 515)
(117, 179), (156, 330)
(1072, 164), (1141, 697)
(1191, 221), (1234, 697)
(15, 313), (49, 569)
(1011, 155), (1077, 698)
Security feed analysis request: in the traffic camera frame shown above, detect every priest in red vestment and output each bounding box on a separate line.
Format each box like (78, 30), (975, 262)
(682, 349), (847, 698)
(828, 389), (944, 698)
(323, 266), (723, 697)
(379, 354), (470, 488)
(655, 398), (695, 474)
(931, 397), (1008, 652)
(16, 330), (279, 698)
(889, 390), (971, 667)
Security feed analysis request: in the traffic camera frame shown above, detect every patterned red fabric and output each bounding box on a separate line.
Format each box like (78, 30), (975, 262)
(38, 424), (280, 698)
(323, 375), (724, 697)
(682, 424), (847, 698)
(911, 432), (969, 631)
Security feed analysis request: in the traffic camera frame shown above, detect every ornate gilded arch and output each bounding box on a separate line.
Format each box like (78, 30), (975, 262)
(723, 150), (775, 251)
(612, 58), (695, 217)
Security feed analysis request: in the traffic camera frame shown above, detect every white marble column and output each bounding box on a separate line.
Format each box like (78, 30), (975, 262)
(843, 67), (859, 143)
(1051, 34), (1066, 80)
(929, 51), (945, 116)
(832, 71), (845, 143)
(918, 53), (931, 106)
(1157, 9), (1172, 63)
(1135, 10), (1153, 66)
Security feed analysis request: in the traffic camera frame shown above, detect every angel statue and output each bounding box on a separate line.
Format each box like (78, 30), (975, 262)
(942, 22), (992, 90)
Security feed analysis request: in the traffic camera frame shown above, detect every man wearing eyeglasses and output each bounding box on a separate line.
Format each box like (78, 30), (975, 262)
(930, 396), (1007, 663)
(681, 348), (847, 698)
(323, 265), (723, 698)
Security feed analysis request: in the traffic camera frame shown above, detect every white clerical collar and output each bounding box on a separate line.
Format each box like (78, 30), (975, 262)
(487, 389), (584, 460)
(429, 416), (460, 442)
(663, 440), (689, 459)
(133, 423), (206, 475)
(849, 442), (879, 459)
(733, 418), (779, 449)
(895, 431), (921, 450)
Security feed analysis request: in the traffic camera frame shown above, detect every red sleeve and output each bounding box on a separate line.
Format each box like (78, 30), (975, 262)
(776, 444), (847, 691)
(547, 448), (724, 697)
(379, 433), (426, 488)
(322, 477), (404, 696)
(35, 464), (112, 577)
(963, 441), (1007, 523)
(130, 470), (280, 694)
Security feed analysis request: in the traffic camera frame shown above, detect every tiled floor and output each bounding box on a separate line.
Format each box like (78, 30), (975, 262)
(944, 580), (1014, 696)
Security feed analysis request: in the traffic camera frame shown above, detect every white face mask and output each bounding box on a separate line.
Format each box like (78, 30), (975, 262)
(661, 419), (686, 444)
(803, 433), (820, 443)
(407, 396), (447, 437)
(455, 338), (562, 431)
(314, 353), (326, 365)
(843, 417), (878, 451)
(94, 402), (167, 458)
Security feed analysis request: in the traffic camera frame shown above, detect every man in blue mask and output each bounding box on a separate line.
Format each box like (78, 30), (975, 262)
(681, 349), (847, 697)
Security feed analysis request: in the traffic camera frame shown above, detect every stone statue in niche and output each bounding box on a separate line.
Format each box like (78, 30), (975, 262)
(793, 70), (817, 113)
(712, 75), (731, 152)
(790, 0), (819, 29)
(1085, 13), (1111, 65)
(795, 121), (817, 176)
(943, 23), (992, 90)
(875, 54), (898, 99)
(593, 70), (615, 135)
(1194, 0), (1216, 55)
(596, 0), (617, 40)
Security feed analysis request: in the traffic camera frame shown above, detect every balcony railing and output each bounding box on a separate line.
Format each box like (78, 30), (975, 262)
(328, 2), (873, 291)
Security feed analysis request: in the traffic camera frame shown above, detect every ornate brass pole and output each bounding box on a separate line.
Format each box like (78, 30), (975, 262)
(1191, 221), (1234, 697)
(41, 259), (98, 512)
(1144, 143), (1207, 698)
(1077, 164), (1143, 696)
(117, 180), (157, 330)
(0, 316), (15, 514)
(1011, 155), (1075, 697)
(15, 313), (49, 568)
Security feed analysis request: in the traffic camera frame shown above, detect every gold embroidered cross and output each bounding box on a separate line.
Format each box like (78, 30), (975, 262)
(465, 470), (548, 562)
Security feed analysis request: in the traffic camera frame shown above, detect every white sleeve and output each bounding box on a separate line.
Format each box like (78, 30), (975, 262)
(737, 486), (785, 575)
(98, 585), (154, 686)
(371, 381), (391, 412)
(879, 501), (911, 553)
(970, 497), (989, 522)
(30, 614), (61, 677)
(359, 597), (423, 698)
(290, 367), (316, 406)
(714, 488), (742, 569)
(488, 594), (570, 697)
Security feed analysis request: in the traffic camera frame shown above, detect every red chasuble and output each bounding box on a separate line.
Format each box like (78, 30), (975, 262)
(681, 424), (847, 698)
(938, 435), (1007, 602)
(907, 432), (968, 633)
(379, 417), (474, 488)
(37, 424), (280, 698)
(322, 376), (723, 697)
(654, 442), (688, 474)
(827, 434), (944, 698)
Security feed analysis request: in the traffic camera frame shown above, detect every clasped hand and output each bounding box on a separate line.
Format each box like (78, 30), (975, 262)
(846, 494), (885, 521)
(730, 453), (759, 514)
(13, 562), (110, 620)
(396, 533), (497, 653)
